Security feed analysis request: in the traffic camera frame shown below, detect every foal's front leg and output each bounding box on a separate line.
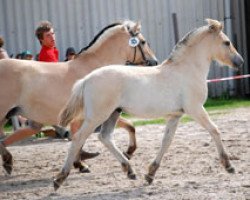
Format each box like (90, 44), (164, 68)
(189, 106), (235, 173)
(98, 111), (136, 180)
(145, 115), (181, 184)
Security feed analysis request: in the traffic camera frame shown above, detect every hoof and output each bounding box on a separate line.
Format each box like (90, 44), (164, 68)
(145, 174), (154, 185)
(53, 179), (61, 191)
(2, 152), (13, 175)
(123, 152), (132, 160)
(53, 171), (69, 191)
(79, 166), (91, 173)
(226, 166), (235, 174)
(80, 151), (100, 160)
(128, 172), (136, 180)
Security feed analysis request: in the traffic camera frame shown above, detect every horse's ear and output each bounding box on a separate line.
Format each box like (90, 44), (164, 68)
(122, 23), (130, 32)
(123, 21), (141, 33)
(128, 21), (141, 33)
(206, 18), (223, 33)
(134, 21), (141, 32)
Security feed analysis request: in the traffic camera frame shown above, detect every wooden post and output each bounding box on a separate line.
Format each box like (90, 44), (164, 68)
(172, 13), (179, 44)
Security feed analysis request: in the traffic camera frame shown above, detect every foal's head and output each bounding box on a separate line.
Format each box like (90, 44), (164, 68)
(206, 19), (244, 69)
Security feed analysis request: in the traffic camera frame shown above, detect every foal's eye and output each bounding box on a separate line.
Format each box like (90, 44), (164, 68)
(224, 41), (230, 46)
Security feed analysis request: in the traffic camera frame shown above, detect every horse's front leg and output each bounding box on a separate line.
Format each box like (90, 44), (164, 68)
(116, 117), (137, 159)
(98, 111), (136, 180)
(145, 115), (182, 184)
(53, 120), (97, 191)
(188, 106), (235, 173)
(0, 120), (43, 174)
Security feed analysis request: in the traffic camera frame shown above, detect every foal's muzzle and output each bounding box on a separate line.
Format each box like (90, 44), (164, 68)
(232, 54), (244, 68)
(145, 59), (158, 66)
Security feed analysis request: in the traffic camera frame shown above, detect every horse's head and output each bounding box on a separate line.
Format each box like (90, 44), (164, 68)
(207, 19), (244, 69)
(122, 21), (158, 66)
(77, 21), (157, 66)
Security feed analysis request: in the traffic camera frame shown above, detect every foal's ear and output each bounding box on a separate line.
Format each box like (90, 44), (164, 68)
(206, 18), (223, 33)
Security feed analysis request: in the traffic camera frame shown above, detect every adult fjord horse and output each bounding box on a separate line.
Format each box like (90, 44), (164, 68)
(0, 20), (157, 175)
(54, 19), (244, 190)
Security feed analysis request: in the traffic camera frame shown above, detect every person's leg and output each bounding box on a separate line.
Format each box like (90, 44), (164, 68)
(11, 116), (21, 131)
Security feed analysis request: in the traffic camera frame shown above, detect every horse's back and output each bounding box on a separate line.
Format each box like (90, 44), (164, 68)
(81, 65), (159, 104)
(0, 58), (68, 73)
(81, 64), (183, 118)
(0, 59), (68, 121)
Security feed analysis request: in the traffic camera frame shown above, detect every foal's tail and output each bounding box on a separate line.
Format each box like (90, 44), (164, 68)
(59, 80), (85, 127)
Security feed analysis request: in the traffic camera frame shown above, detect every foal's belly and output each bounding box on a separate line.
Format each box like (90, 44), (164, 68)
(122, 98), (182, 119)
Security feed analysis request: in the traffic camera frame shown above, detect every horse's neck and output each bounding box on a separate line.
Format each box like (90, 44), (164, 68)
(70, 46), (126, 78)
(173, 42), (212, 81)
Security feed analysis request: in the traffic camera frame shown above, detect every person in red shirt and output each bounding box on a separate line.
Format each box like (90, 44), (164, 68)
(35, 21), (59, 62)
(35, 21), (99, 165)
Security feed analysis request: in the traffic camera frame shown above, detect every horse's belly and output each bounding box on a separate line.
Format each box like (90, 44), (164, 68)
(21, 94), (68, 125)
(123, 101), (179, 119)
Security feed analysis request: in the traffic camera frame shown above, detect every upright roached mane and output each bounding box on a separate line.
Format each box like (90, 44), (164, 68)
(54, 19), (244, 190)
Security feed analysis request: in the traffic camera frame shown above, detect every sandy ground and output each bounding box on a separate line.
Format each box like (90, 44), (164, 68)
(0, 107), (249, 200)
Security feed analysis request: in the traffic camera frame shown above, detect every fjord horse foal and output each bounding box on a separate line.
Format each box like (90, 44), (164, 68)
(54, 19), (243, 190)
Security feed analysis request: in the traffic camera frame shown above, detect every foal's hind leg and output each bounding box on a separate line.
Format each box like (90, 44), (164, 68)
(117, 117), (137, 159)
(145, 115), (181, 184)
(98, 111), (136, 180)
(189, 106), (235, 173)
(53, 119), (98, 190)
(70, 120), (99, 173)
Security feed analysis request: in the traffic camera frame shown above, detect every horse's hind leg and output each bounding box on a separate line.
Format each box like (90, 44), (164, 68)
(189, 106), (235, 173)
(98, 111), (136, 180)
(145, 115), (181, 184)
(117, 117), (137, 160)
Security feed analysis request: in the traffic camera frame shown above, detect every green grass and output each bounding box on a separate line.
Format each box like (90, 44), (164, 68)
(124, 98), (250, 127)
(4, 98), (250, 132)
(204, 98), (250, 110)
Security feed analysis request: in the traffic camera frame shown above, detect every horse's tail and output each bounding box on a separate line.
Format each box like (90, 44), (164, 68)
(59, 80), (85, 127)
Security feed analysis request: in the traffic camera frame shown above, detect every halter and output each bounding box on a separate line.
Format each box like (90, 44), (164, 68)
(126, 31), (149, 66)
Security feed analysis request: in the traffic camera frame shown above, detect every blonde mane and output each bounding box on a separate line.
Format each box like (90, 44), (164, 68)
(167, 19), (223, 64)
(78, 20), (136, 54)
